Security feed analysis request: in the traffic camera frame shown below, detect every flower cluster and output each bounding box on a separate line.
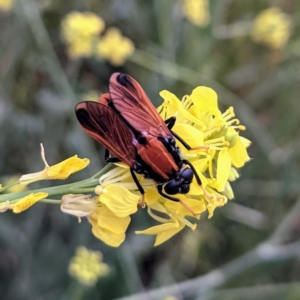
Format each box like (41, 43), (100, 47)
(61, 86), (250, 247)
(251, 7), (292, 50)
(182, 0), (210, 27)
(60, 11), (134, 65)
(68, 246), (109, 286)
(0, 86), (250, 247)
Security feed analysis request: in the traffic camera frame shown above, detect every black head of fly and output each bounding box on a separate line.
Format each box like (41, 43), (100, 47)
(164, 167), (194, 195)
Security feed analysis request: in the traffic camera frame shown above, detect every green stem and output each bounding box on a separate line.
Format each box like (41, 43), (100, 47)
(0, 166), (110, 203)
(91, 163), (113, 179)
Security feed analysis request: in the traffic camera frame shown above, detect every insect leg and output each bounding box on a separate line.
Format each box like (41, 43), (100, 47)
(182, 160), (216, 201)
(130, 168), (145, 207)
(105, 148), (121, 163)
(165, 117), (209, 151)
(157, 185), (196, 216)
(164, 116), (176, 130)
(164, 117), (193, 150)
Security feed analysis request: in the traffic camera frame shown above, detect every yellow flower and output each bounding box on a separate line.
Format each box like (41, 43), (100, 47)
(61, 12), (104, 44)
(61, 11), (104, 59)
(60, 170), (140, 247)
(0, 0), (14, 12)
(251, 7), (292, 49)
(68, 246), (109, 286)
(66, 38), (97, 60)
(10, 192), (48, 213)
(20, 144), (90, 185)
(96, 28), (135, 66)
(69, 85), (250, 246)
(182, 0), (210, 27)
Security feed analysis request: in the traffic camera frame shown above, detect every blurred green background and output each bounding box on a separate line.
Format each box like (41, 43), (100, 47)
(1, 0), (300, 299)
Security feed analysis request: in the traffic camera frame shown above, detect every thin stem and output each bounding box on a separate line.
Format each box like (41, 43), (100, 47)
(0, 166), (109, 203)
(90, 163), (113, 179)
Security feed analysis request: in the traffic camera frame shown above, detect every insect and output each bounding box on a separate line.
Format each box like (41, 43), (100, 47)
(75, 73), (202, 214)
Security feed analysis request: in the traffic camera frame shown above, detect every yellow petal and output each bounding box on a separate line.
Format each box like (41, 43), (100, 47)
(191, 86), (221, 118)
(46, 155), (90, 179)
(215, 149), (231, 192)
(99, 185), (139, 218)
(223, 182), (234, 200)
(136, 214), (186, 246)
(11, 192), (48, 213)
(144, 189), (160, 206)
(229, 136), (251, 168)
(92, 206), (131, 234)
(240, 136), (252, 148)
(164, 196), (206, 216)
(189, 167), (210, 195)
(159, 90), (205, 129)
(173, 123), (204, 154)
(20, 155), (90, 185)
(229, 167), (240, 181)
(136, 216), (180, 235)
(154, 222), (185, 246)
(89, 215), (125, 247)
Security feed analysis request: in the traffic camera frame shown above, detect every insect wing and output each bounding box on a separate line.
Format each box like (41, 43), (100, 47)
(75, 100), (136, 167)
(109, 73), (171, 137)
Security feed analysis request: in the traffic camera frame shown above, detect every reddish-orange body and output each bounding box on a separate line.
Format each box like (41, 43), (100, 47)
(136, 136), (179, 180)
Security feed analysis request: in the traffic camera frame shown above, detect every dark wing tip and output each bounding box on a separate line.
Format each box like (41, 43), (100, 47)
(75, 104), (91, 129)
(111, 72), (134, 89)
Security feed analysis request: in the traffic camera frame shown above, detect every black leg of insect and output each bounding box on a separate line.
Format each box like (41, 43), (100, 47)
(164, 116), (209, 151)
(105, 149), (146, 206)
(164, 117), (216, 208)
(156, 184), (198, 216)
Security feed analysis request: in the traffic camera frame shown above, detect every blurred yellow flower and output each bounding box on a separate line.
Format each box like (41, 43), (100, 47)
(251, 7), (292, 49)
(69, 246), (109, 286)
(64, 86), (250, 246)
(0, 0), (14, 12)
(61, 11), (105, 59)
(96, 28), (135, 66)
(66, 39), (97, 60)
(10, 192), (48, 213)
(61, 11), (104, 44)
(182, 0), (210, 27)
(20, 144), (90, 185)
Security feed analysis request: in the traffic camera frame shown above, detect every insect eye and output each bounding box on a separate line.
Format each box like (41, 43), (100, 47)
(164, 180), (179, 195)
(181, 168), (193, 182)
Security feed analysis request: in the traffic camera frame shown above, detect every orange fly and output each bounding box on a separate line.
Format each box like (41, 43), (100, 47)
(75, 73), (202, 214)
